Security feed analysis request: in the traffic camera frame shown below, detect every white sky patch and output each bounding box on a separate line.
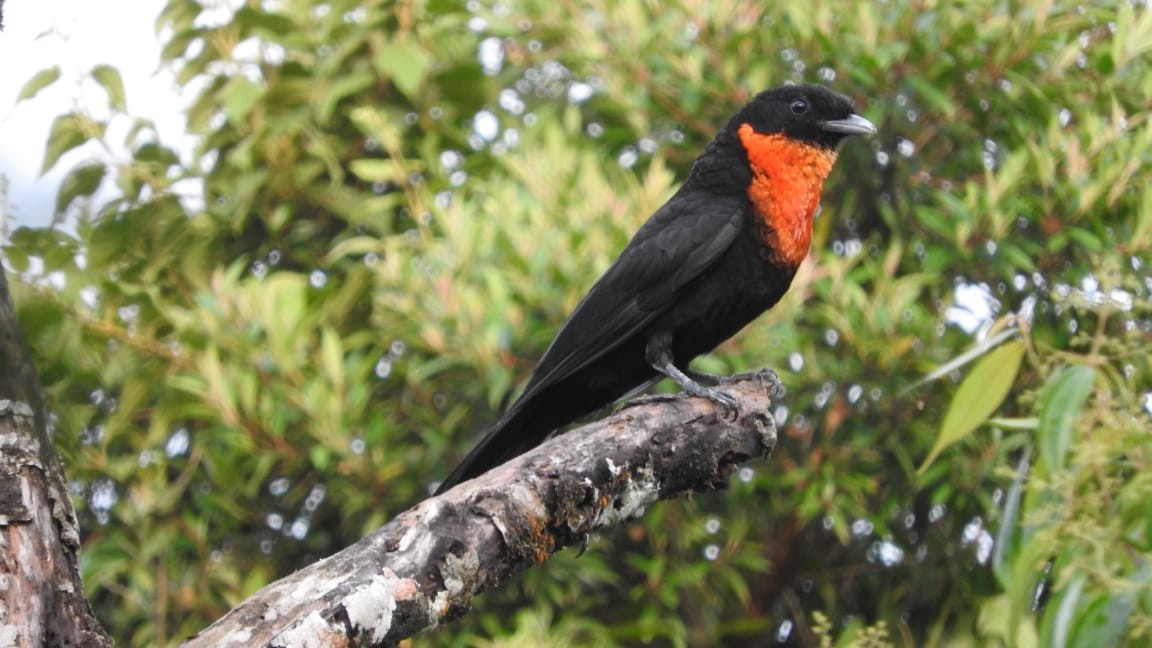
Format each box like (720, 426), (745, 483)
(478, 37), (503, 75)
(472, 109), (499, 141)
(0, 1), (196, 231)
(945, 280), (999, 335)
(567, 81), (594, 104)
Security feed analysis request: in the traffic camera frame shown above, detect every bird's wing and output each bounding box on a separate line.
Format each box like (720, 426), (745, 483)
(433, 192), (745, 495)
(514, 191), (747, 403)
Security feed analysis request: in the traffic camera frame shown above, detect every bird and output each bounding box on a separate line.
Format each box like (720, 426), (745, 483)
(435, 84), (876, 495)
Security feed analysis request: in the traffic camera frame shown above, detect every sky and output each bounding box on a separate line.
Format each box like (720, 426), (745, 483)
(0, 0), (182, 229)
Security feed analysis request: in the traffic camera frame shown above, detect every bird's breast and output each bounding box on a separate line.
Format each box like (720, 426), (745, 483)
(736, 124), (838, 268)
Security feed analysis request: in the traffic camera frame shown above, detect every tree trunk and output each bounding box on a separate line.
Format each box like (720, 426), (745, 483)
(0, 267), (113, 647)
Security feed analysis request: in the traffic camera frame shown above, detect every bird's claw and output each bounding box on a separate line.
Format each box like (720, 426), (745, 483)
(731, 367), (785, 399)
(575, 533), (591, 557)
(621, 393), (681, 410)
(757, 368), (785, 399)
(693, 385), (740, 418)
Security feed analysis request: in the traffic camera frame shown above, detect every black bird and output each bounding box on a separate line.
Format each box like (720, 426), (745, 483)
(436, 84), (875, 494)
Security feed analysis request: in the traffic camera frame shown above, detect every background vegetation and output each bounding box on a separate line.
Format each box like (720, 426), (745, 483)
(3, 0), (1150, 645)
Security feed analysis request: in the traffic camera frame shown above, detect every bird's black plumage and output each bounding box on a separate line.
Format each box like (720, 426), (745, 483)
(435, 84), (874, 494)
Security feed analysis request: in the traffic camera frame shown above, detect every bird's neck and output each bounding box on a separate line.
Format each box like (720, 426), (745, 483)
(737, 124), (838, 268)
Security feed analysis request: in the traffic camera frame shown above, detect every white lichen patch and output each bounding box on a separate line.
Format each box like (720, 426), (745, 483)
(593, 464), (660, 527)
(223, 628), (252, 644)
(285, 572), (344, 606)
(0, 625), (19, 648)
(341, 572), (400, 643)
(428, 549), (480, 627)
(581, 478), (600, 511)
(429, 590), (450, 623)
(271, 610), (332, 648)
(397, 524), (423, 553)
(0, 400), (34, 418)
(441, 550), (478, 595)
(605, 457), (622, 477)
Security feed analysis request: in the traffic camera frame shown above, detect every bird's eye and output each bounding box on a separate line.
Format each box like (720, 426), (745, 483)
(790, 99), (809, 115)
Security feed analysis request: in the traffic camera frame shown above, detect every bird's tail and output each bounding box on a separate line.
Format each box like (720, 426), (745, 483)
(433, 371), (665, 495)
(433, 405), (547, 495)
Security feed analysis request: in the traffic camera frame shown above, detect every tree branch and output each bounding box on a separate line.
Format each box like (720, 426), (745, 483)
(183, 373), (779, 647)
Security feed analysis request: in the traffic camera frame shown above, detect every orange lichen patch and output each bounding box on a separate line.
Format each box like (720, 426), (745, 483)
(390, 576), (421, 600)
(523, 510), (556, 564)
(737, 124), (838, 268)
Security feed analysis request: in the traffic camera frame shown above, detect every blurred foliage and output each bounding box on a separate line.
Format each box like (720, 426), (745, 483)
(2, 0), (1150, 645)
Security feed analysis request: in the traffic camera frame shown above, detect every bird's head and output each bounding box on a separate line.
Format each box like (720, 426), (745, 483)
(733, 84), (877, 150)
(717, 84), (876, 267)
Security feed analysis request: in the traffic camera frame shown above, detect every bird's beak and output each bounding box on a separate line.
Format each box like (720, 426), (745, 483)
(820, 114), (877, 136)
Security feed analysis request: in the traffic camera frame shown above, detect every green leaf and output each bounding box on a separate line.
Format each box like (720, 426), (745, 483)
(315, 72), (376, 123)
(55, 163), (107, 214)
(43, 239), (76, 271)
(905, 327), (1020, 393)
(4, 245), (30, 272)
(160, 28), (202, 61)
(992, 446), (1030, 587)
(1045, 572), (1084, 648)
(310, 445), (332, 471)
(221, 77), (264, 125)
(986, 417), (1039, 430)
(999, 539), (1052, 646)
(373, 43), (431, 100)
(234, 7), (297, 38)
(349, 159), (405, 183)
(919, 339), (1025, 473)
(86, 216), (132, 268)
(320, 327), (344, 389)
(1063, 589), (1134, 648)
(18, 67), (61, 102)
(1036, 365), (1096, 472)
(906, 74), (957, 117)
(433, 62), (491, 114)
(134, 143), (180, 167)
(41, 113), (100, 175)
(91, 64), (128, 112)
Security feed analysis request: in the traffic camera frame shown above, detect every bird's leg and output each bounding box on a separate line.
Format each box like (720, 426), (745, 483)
(645, 331), (740, 412)
(684, 368), (725, 387)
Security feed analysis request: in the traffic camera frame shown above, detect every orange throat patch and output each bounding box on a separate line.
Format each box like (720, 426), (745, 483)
(737, 123), (838, 268)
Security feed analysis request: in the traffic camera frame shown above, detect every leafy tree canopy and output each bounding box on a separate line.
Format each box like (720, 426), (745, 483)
(3, 0), (1150, 645)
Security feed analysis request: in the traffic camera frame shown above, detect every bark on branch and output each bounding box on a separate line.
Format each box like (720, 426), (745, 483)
(184, 373), (779, 647)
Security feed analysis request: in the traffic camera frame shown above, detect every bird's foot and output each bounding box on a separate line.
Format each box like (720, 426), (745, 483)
(622, 383), (738, 415)
(730, 367), (785, 398)
(645, 332), (740, 416)
(685, 367), (784, 403)
(681, 380), (740, 415)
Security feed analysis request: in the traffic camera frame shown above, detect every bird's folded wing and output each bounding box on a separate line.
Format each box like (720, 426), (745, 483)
(514, 193), (746, 403)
